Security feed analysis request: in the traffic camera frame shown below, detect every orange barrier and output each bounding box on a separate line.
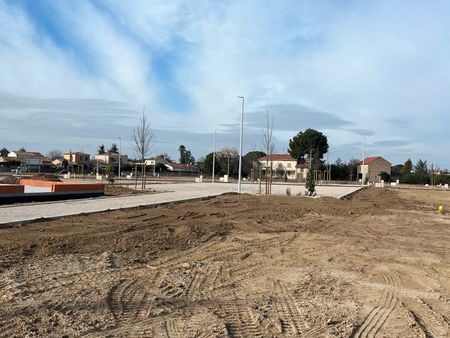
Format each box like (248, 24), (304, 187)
(52, 183), (104, 192)
(0, 185), (25, 194)
(20, 179), (54, 188)
(19, 179), (104, 193)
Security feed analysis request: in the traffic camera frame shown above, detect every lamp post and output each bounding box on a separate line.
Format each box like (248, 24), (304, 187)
(212, 128), (218, 183)
(362, 136), (365, 185)
(118, 136), (122, 179)
(237, 96), (245, 194)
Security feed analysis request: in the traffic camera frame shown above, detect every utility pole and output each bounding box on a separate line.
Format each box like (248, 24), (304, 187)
(237, 96), (245, 194)
(212, 129), (218, 183)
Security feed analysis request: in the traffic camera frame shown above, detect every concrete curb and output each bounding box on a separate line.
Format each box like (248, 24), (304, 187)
(338, 186), (368, 200)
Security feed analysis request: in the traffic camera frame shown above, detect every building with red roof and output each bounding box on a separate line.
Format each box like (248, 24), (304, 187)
(358, 156), (391, 183)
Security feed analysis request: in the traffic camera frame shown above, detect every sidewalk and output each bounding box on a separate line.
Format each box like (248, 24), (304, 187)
(0, 182), (363, 226)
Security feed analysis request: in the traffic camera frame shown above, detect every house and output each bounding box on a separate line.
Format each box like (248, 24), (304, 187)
(7, 151), (44, 165)
(145, 156), (167, 167)
(257, 154), (297, 180)
(52, 159), (63, 167)
(165, 163), (199, 174)
(95, 152), (128, 168)
(64, 152), (90, 166)
(358, 156), (391, 183)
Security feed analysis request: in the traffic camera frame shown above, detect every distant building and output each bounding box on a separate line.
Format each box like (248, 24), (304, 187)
(358, 156), (391, 182)
(165, 163), (199, 173)
(95, 152), (128, 167)
(145, 156), (167, 167)
(257, 154), (297, 180)
(52, 159), (63, 167)
(7, 151), (44, 165)
(64, 152), (90, 166)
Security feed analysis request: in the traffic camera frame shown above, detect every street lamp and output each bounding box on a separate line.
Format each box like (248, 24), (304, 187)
(212, 129), (218, 183)
(362, 136), (365, 185)
(118, 136), (122, 179)
(237, 96), (245, 194)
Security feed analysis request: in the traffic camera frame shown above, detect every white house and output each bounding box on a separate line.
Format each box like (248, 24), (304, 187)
(144, 156), (167, 167)
(257, 154), (297, 179)
(95, 152), (128, 168)
(7, 151), (44, 165)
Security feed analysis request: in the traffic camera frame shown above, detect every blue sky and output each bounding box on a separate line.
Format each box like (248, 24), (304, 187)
(1, 0), (450, 168)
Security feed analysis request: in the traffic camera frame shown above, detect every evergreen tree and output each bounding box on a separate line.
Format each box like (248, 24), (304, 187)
(305, 170), (315, 196)
(98, 144), (106, 155)
(0, 147), (9, 157)
(288, 128), (329, 166)
(108, 143), (119, 153)
(401, 159), (413, 175)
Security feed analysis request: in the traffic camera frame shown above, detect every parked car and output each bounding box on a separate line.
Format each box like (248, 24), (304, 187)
(11, 167), (27, 174)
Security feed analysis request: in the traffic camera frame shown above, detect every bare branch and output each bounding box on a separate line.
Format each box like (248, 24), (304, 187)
(132, 108), (155, 161)
(260, 104), (274, 165)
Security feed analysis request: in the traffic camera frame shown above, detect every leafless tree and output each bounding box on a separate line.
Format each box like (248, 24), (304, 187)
(260, 104), (275, 194)
(46, 149), (63, 160)
(132, 109), (155, 162)
(260, 104), (275, 166)
(132, 109), (155, 188)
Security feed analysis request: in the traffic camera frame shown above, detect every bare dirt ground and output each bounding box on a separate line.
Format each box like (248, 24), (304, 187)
(104, 185), (154, 196)
(0, 188), (448, 337)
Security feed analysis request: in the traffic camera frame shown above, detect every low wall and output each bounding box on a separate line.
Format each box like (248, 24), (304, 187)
(52, 183), (104, 192)
(20, 179), (54, 188)
(0, 184), (25, 194)
(20, 179), (104, 193)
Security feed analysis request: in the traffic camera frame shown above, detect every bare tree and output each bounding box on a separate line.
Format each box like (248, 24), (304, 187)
(132, 109), (155, 161)
(46, 149), (63, 160)
(132, 109), (155, 188)
(260, 104), (275, 194)
(260, 104), (275, 165)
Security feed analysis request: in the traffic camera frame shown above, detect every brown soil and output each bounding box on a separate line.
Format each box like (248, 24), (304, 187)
(104, 185), (154, 196)
(0, 176), (19, 184)
(30, 173), (62, 182)
(0, 188), (448, 337)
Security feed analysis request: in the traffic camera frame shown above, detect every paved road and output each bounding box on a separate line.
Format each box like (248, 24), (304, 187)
(0, 182), (363, 226)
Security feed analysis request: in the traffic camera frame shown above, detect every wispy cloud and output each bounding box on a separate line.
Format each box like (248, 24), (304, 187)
(1, 0), (450, 166)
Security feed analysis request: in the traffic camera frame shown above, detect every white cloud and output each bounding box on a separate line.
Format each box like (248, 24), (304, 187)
(1, 0), (450, 166)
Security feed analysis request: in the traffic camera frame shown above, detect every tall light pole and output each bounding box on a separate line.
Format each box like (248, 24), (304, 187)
(212, 128), (218, 183)
(362, 136), (365, 185)
(118, 136), (122, 179)
(237, 96), (245, 194)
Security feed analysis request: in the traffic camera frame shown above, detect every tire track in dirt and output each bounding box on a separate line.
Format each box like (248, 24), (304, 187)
(352, 271), (399, 338)
(274, 280), (309, 336)
(107, 276), (157, 326)
(404, 297), (449, 337)
(220, 301), (264, 338)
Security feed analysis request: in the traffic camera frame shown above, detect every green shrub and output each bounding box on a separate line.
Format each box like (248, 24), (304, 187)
(305, 170), (315, 195)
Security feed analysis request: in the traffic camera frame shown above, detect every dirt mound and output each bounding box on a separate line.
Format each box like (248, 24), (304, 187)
(104, 185), (153, 196)
(30, 173), (62, 182)
(0, 188), (448, 337)
(0, 176), (19, 184)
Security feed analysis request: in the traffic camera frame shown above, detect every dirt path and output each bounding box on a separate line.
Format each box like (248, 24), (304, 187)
(0, 188), (448, 337)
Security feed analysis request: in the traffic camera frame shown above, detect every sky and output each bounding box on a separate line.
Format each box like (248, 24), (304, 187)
(1, 0), (450, 167)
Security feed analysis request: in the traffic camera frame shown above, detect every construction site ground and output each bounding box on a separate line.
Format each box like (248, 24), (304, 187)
(0, 188), (448, 337)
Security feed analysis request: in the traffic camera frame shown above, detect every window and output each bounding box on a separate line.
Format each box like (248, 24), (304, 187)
(278, 163), (283, 168)
(287, 163), (291, 168)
